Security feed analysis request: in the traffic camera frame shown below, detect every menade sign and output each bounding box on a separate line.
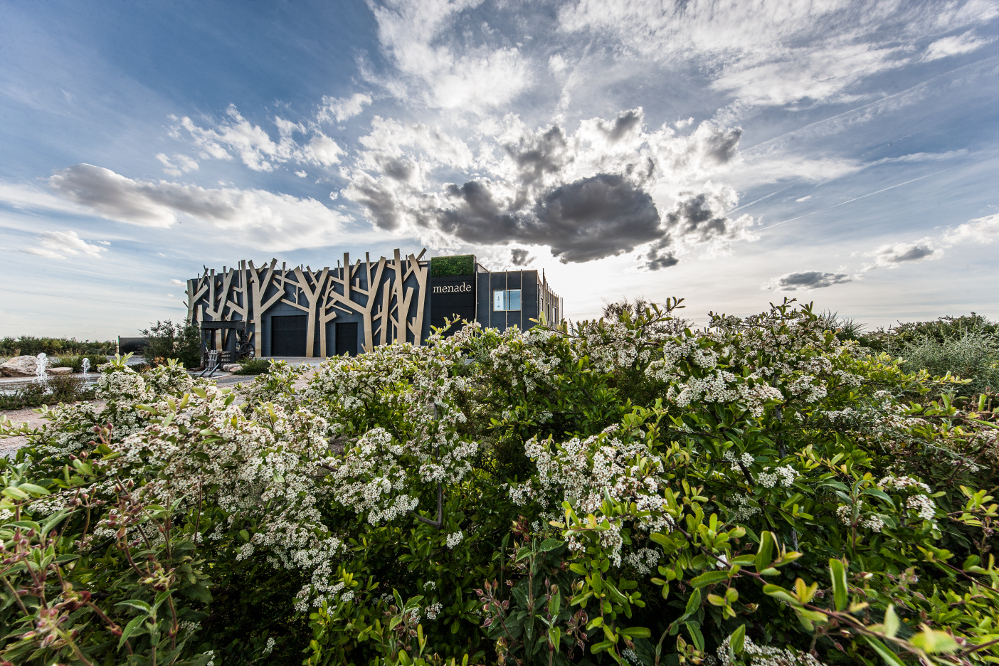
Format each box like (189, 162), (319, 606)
(432, 282), (472, 294)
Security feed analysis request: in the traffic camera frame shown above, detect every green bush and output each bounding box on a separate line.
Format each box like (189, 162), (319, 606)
(0, 336), (115, 356)
(899, 331), (999, 396)
(140, 319), (202, 368)
(2, 306), (999, 665)
(861, 312), (999, 353)
(0, 375), (93, 411)
(234, 358), (271, 375)
(50, 353), (108, 373)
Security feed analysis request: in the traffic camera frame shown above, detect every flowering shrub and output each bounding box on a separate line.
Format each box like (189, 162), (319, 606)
(2, 300), (999, 665)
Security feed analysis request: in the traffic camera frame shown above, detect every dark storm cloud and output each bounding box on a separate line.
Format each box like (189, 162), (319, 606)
(644, 238), (679, 271)
(349, 174), (403, 230)
(878, 244), (935, 263)
(600, 109), (643, 142)
(663, 192), (731, 243)
(770, 271), (852, 291)
(702, 127), (742, 165)
(510, 248), (532, 266)
(379, 157), (414, 182)
(433, 174), (664, 263)
(504, 126), (572, 185)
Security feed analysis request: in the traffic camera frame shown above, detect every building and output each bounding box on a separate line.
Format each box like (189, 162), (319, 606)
(186, 249), (563, 358)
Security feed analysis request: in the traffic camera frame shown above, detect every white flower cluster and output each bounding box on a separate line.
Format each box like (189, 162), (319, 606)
(879, 475), (937, 522)
(728, 493), (760, 522)
(510, 427), (674, 567)
(836, 503), (884, 532)
(907, 494), (936, 521)
(624, 547), (661, 575)
(879, 475), (932, 494)
(724, 450), (755, 472)
(715, 634), (827, 666)
(621, 647), (642, 665)
(425, 602), (443, 620)
(757, 465), (798, 488)
(446, 530), (464, 549)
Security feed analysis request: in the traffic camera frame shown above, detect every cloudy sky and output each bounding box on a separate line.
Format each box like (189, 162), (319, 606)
(2, 0), (998, 339)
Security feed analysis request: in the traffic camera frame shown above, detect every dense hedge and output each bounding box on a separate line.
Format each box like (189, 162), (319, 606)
(0, 336), (116, 357)
(2, 300), (998, 666)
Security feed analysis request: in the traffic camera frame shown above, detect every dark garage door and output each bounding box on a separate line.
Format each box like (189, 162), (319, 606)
(271, 316), (307, 356)
(335, 322), (358, 356)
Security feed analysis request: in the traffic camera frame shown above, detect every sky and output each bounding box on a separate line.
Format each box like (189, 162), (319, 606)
(1, 0), (998, 340)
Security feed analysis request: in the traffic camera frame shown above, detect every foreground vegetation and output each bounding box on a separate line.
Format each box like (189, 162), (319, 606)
(1, 300), (998, 666)
(0, 338), (115, 358)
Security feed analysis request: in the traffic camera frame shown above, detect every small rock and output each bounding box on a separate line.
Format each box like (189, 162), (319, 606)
(47, 367), (73, 376)
(1, 356), (38, 377)
(222, 363), (242, 373)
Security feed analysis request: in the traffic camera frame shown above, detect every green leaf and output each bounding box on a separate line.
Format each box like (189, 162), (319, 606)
(691, 571), (728, 588)
(755, 531), (774, 571)
(829, 559), (848, 612)
(685, 622), (704, 652)
(40, 510), (73, 537)
(2, 487), (29, 500)
(17, 483), (50, 496)
(883, 605), (899, 639)
(119, 614), (147, 649)
(763, 584), (798, 606)
(861, 636), (906, 666)
(683, 589), (701, 619)
(910, 628), (960, 653)
(730, 624), (746, 655)
(116, 599), (152, 614)
(620, 627), (651, 639)
(537, 538), (563, 552)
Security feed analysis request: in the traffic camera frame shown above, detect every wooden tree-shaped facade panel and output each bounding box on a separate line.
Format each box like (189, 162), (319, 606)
(185, 249), (428, 358)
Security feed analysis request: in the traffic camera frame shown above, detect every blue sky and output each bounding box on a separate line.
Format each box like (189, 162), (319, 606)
(2, 0), (998, 339)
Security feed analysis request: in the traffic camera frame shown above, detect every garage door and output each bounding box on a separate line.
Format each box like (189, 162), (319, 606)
(271, 315), (307, 356)
(335, 322), (358, 356)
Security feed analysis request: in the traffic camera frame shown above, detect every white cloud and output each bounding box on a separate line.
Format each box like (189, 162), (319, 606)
(947, 212), (999, 244)
(155, 153), (200, 177)
(48, 163), (349, 250)
(923, 30), (994, 61)
(170, 106), (343, 171)
(295, 170), (308, 178)
(169, 278), (186, 286)
(317, 92), (372, 123)
(369, 0), (531, 112)
(23, 230), (106, 260)
(796, 195), (812, 202)
(556, 0), (999, 110)
(0, 181), (87, 215)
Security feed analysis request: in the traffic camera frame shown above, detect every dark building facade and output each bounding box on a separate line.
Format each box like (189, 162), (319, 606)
(186, 249), (562, 359)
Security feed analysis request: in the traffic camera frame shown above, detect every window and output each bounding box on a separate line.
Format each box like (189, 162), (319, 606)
(493, 289), (521, 311)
